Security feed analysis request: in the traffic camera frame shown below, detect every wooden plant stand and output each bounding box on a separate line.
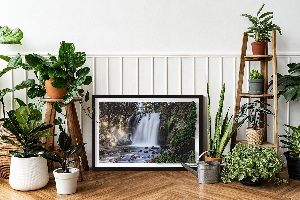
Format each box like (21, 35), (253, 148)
(41, 97), (89, 171)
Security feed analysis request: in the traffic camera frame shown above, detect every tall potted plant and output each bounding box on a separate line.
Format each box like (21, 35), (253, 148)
(241, 3), (282, 55)
(236, 100), (273, 145)
(279, 124), (300, 180)
(0, 99), (53, 191)
(43, 117), (85, 194)
(221, 144), (286, 186)
(206, 83), (245, 161)
(249, 69), (264, 94)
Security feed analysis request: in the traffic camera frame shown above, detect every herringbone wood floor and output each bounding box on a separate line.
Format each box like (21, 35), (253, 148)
(0, 169), (299, 200)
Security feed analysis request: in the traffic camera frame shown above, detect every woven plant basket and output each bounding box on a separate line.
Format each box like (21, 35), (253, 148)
(246, 128), (264, 145)
(0, 119), (19, 179)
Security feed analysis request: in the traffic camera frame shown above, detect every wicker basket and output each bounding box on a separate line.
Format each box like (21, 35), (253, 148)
(246, 128), (264, 145)
(0, 119), (19, 179)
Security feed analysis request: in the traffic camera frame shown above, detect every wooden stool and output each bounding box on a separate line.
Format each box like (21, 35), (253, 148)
(41, 98), (89, 171)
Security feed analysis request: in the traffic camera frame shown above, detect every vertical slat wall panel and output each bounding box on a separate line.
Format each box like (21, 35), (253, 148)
(3, 54), (300, 163)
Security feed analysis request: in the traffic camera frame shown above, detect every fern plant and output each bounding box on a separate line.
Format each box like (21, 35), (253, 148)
(241, 3), (282, 42)
(279, 124), (300, 157)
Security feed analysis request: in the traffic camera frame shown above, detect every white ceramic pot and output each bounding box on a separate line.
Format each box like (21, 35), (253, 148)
(9, 156), (49, 191)
(53, 168), (79, 194)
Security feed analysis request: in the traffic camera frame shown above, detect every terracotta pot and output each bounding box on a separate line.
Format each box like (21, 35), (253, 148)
(45, 78), (67, 99)
(204, 155), (222, 164)
(251, 42), (267, 55)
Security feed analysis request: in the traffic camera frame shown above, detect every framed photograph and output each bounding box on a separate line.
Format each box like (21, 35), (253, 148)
(92, 95), (203, 170)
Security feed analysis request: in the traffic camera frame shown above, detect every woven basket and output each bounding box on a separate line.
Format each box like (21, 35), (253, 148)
(0, 119), (19, 179)
(246, 128), (264, 145)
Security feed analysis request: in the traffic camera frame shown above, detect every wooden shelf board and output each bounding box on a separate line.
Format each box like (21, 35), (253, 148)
(239, 93), (274, 98)
(245, 55), (273, 61)
(235, 140), (275, 148)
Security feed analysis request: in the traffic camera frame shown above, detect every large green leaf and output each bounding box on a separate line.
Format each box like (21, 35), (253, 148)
(0, 54), (11, 62)
(51, 77), (68, 89)
(0, 26), (23, 44)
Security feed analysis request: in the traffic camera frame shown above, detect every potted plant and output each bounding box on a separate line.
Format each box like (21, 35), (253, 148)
(236, 100), (273, 145)
(24, 41), (92, 113)
(206, 83), (245, 162)
(279, 124), (300, 180)
(241, 3), (282, 55)
(43, 117), (85, 194)
(0, 99), (53, 191)
(249, 69), (264, 94)
(221, 144), (286, 186)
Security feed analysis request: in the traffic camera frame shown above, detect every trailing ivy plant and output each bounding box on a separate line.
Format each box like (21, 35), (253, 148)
(221, 144), (286, 185)
(24, 41), (92, 115)
(241, 3), (282, 42)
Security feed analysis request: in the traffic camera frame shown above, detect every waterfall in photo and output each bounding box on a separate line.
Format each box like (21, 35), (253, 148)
(132, 113), (160, 146)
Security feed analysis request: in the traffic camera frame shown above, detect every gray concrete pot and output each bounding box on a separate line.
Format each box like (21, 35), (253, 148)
(249, 79), (264, 94)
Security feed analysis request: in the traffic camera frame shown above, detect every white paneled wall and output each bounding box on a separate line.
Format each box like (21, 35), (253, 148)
(1, 54), (299, 164)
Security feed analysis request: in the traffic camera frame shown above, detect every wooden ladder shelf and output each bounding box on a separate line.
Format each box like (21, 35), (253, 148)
(231, 30), (279, 154)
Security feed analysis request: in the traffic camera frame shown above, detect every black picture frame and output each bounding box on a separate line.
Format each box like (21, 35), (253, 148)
(92, 95), (203, 170)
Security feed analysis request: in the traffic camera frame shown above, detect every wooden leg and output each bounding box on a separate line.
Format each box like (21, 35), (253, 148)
(43, 102), (56, 170)
(66, 102), (89, 171)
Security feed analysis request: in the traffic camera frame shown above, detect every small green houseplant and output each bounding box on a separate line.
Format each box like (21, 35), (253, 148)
(24, 41), (92, 113)
(236, 100), (273, 144)
(207, 83), (245, 159)
(43, 118), (85, 194)
(279, 124), (300, 180)
(0, 99), (53, 190)
(221, 144), (286, 186)
(241, 3), (282, 55)
(249, 69), (264, 94)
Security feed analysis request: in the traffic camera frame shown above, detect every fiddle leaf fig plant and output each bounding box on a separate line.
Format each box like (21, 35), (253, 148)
(0, 98), (53, 158)
(241, 3), (282, 42)
(24, 41), (92, 105)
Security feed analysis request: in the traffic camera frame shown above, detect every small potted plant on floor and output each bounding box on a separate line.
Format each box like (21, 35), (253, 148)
(236, 100), (273, 145)
(206, 83), (246, 162)
(241, 3), (282, 55)
(279, 124), (300, 180)
(249, 69), (264, 94)
(43, 117), (85, 195)
(221, 144), (286, 186)
(0, 99), (53, 191)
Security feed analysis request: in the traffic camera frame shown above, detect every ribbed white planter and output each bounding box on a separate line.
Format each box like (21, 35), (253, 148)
(53, 168), (79, 194)
(9, 156), (49, 191)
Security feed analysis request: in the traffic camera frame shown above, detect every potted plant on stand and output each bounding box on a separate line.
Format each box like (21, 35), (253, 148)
(249, 69), (264, 94)
(24, 41), (92, 105)
(236, 100), (273, 145)
(279, 124), (300, 180)
(43, 117), (85, 195)
(206, 83), (245, 162)
(241, 3), (282, 55)
(221, 144), (286, 186)
(0, 99), (53, 191)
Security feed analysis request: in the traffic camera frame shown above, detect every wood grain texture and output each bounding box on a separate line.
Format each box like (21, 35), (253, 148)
(0, 169), (299, 200)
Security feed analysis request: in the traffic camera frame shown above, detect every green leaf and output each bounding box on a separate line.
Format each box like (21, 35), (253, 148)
(76, 67), (90, 78)
(83, 76), (92, 85)
(54, 101), (63, 113)
(0, 26), (23, 44)
(14, 79), (35, 90)
(62, 92), (73, 104)
(0, 54), (11, 62)
(85, 91), (89, 102)
(69, 143), (85, 156)
(51, 77), (68, 89)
